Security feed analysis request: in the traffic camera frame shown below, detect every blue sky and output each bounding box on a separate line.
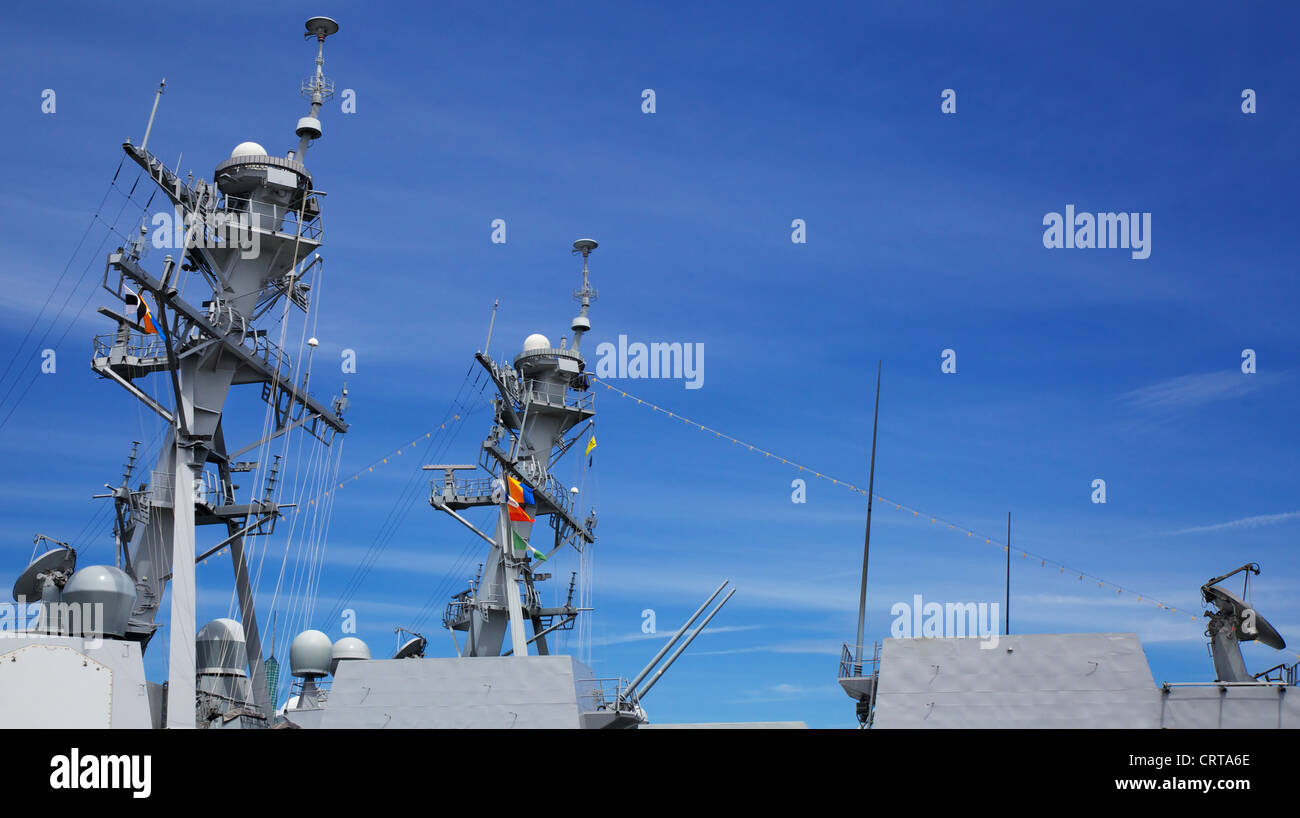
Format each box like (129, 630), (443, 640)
(0, 1), (1297, 728)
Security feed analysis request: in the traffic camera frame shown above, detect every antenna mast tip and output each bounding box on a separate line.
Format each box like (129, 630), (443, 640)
(304, 16), (340, 39)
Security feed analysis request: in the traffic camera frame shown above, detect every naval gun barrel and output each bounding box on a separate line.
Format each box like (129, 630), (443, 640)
(636, 588), (736, 701)
(624, 579), (729, 694)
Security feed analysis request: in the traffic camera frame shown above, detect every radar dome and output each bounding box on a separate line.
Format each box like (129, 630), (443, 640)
(289, 629), (333, 678)
(231, 141), (267, 158)
(523, 333), (551, 352)
(196, 618), (247, 676)
(61, 565), (136, 638)
(330, 636), (371, 675)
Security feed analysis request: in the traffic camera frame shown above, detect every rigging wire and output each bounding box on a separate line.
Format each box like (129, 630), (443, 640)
(0, 158), (124, 394)
(591, 376), (1203, 623)
(0, 174), (149, 433)
(317, 381), (487, 629)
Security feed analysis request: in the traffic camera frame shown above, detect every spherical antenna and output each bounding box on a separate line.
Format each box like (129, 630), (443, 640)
(196, 618), (248, 675)
(231, 141), (267, 159)
(304, 16), (339, 39)
(523, 333), (551, 352)
(330, 636), (372, 675)
(61, 565), (136, 637)
(289, 629), (334, 677)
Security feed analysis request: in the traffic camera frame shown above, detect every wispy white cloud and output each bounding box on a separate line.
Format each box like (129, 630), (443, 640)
(692, 638), (841, 657)
(733, 682), (838, 703)
(1166, 511), (1300, 537)
(1119, 370), (1268, 412)
(591, 624), (761, 648)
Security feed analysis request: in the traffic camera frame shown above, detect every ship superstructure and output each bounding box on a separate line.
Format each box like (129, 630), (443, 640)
(2, 17), (348, 729)
(836, 380), (1300, 730)
(278, 241), (742, 729)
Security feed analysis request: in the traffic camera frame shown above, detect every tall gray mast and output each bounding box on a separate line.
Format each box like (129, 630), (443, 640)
(854, 361), (881, 668)
(92, 17), (347, 727)
(427, 240), (601, 658)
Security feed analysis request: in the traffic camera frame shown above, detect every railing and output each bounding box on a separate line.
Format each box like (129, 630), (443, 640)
(839, 642), (881, 680)
(444, 465), (581, 525)
(442, 592), (473, 630)
(518, 377), (593, 413)
(148, 469), (224, 509)
(580, 678), (640, 714)
(446, 475), (496, 501)
(215, 194), (322, 243)
(93, 333), (168, 362)
(1162, 680), (1293, 690)
(512, 460), (579, 521)
(441, 586), (507, 629)
(95, 315), (296, 385)
(287, 678), (329, 707)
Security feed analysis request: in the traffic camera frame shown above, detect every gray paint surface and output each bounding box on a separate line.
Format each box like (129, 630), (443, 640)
(317, 655), (600, 729)
(641, 722), (808, 729)
(0, 636), (152, 728)
(872, 633), (1299, 729)
(1159, 685), (1300, 728)
(871, 633), (1160, 728)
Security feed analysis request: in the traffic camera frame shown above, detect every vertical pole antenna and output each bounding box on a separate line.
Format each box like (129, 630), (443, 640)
(1005, 511), (1011, 636)
(484, 299), (499, 357)
(141, 78), (165, 152)
(854, 360), (882, 667)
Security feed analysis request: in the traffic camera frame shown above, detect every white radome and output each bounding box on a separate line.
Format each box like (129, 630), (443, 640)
(231, 141), (267, 158)
(289, 629), (334, 677)
(330, 636), (372, 675)
(523, 333), (551, 352)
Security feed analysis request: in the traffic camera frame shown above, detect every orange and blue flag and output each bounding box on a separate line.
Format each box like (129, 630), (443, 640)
(507, 475), (534, 523)
(124, 286), (164, 337)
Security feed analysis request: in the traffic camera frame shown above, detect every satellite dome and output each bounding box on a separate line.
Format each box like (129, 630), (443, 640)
(61, 565), (136, 638)
(196, 618), (247, 676)
(523, 333), (551, 352)
(289, 629), (333, 678)
(330, 636), (371, 675)
(230, 141), (267, 158)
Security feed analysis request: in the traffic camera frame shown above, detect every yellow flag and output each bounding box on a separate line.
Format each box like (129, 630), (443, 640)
(585, 435), (597, 465)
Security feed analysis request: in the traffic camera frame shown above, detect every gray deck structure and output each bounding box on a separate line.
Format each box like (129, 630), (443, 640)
(868, 633), (1299, 729)
(0, 636), (155, 729)
(287, 656), (610, 729)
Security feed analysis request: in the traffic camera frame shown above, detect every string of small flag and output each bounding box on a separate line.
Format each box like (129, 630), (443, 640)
(590, 377), (1224, 630)
(254, 377), (1294, 659)
(291, 413), (470, 514)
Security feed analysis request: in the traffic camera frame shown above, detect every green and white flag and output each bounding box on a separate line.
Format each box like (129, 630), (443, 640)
(511, 529), (547, 561)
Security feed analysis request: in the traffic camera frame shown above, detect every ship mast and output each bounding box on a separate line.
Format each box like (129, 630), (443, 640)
(92, 17), (347, 727)
(427, 240), (601, 658)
